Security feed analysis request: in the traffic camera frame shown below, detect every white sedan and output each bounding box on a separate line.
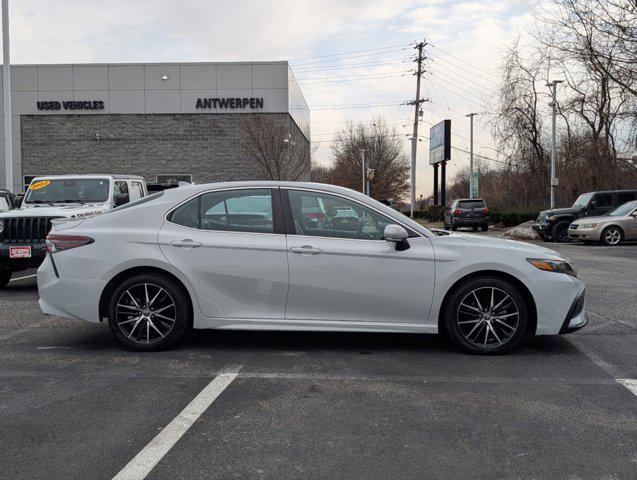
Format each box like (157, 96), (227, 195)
(37, 182), (587, 354)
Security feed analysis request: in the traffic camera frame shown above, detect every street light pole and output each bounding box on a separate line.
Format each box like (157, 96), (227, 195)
(546, 80), (562, 209)
(466, 112), (477, 199)
(2, 0), (12, 192)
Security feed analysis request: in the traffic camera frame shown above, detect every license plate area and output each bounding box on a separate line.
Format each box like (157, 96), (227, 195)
(9, 246), (32, 258)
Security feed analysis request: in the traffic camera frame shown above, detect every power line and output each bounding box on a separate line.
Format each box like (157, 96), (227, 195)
(296, 69), (411, 81)
(291, 47), (411, 67)
(429, 44), (499, 77)
(298, 72), (411, 84)
(293, 58), (411, 73)
(289, 42), (415, 62)
(310, 102), (407, 110)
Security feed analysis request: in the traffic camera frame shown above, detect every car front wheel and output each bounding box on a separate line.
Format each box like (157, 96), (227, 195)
(107, 273), (191, 351)
(600, 226), (624, 246)
(551, 220), (571, 243)
(444, 276), (528, 354)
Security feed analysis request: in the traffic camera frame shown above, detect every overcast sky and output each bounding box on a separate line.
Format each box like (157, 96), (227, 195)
(4, 0), (538, 198)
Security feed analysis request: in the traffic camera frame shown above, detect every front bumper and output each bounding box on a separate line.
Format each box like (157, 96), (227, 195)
(0, 242), (47, 271)
(567, 226), (601, 241)
(532, 223), (550, 238)
(559, 290), (587, 333)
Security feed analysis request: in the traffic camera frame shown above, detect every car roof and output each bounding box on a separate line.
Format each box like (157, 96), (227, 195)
(581, 189), (637, 195)
(456, 198), (485, 202)
(31, 174), (145, 181)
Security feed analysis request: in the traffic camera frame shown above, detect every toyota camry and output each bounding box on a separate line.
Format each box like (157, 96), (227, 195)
(37, 182), (587, 354)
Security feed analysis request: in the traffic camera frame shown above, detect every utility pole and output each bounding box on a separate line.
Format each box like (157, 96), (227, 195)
(360, 148), (366, 194)
(466, 113), (477, 199)
(409, 40), (427, 218)
(2, 0), (12, 192)
(546, 80), (562, 209)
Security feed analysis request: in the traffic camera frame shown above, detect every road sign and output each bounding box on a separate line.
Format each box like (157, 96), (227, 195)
(471, 172), (479, 197)
(429, 119), (451, 165)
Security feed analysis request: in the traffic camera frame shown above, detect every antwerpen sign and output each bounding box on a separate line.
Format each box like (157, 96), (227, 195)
(37, 100), (105, 111)
(195, 97), (264, 109)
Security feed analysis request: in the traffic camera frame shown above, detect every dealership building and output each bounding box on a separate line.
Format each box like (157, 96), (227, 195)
(0, 61), (310, 192)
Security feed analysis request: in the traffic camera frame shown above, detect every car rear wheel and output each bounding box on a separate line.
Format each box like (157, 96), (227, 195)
(444, 276), (528, 354)
(0, 271), (11, 289)
(107, 273), (191, 351)
(600, 226), (624, 246)
(472, 226), (478, 231)
(481, 224), (488, 232)
(451, 225), (457, 231)
(551, 220), (571, 243)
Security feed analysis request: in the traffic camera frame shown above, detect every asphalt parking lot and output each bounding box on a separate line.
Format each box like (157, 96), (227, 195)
(0, 240), (635, 479)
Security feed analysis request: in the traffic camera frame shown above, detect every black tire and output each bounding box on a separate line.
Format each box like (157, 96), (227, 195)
(481, 224), (488, 232)
(472, 226), (478, 231)
(107, 273), (191, 351)
(551, 220), (571, 243)
(443, 224), (450, 231)
(444, 276), (529, 354)
(451, 225), (458, 231)
(0, 271), (12, 289)
(600, 226), (624, 246)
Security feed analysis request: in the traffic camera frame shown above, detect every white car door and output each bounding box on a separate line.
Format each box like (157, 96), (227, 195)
(283, 189), (435, 324)
(158, 188), (289, 319)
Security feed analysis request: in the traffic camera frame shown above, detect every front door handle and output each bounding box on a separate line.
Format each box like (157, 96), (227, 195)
(171, 239), (203, 248)
(290, 245), (322, 255)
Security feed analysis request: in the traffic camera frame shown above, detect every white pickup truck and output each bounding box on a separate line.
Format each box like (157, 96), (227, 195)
(0, 174), (148, 287)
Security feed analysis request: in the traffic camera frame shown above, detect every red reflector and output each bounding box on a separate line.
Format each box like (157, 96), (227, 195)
(307, 213), (325, 220)
(453, 209), (462, 215)
(483, 208), (489, 214)
(45, 234), (94, 253)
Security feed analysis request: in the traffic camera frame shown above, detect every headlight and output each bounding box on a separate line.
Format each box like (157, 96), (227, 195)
(527, 258), (577, 277)
(580, 223), (597, 229)
(548, 215), (558, 222)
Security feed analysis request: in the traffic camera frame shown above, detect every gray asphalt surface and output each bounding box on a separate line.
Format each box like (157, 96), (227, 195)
(0, 242), (635, 480)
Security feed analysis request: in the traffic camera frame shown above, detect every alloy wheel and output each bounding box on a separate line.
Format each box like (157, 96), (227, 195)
(456, 286), (520, 348)
(115, 283), (177, 344)
(604, 228), (621, 245)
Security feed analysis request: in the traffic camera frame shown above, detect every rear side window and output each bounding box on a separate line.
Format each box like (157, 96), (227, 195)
(593, 193), (613, 208)
(168, 189), (274, 234)
(457, 200), (485, 209)
(617, 192), (636, 205)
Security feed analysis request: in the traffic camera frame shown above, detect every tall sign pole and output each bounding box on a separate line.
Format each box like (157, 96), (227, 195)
(409, 40), (426, 218)
(360, 149), (366, 194)
(546, 80), (562, 209)
(466, 113), (477, 199)
(2, 0), (12, 192)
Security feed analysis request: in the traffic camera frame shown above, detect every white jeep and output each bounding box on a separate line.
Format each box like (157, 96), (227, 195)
(0, 174), (147, 287)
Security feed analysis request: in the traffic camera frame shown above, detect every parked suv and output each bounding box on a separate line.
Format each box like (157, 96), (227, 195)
(444, 198), (489, 232)
(532, 189), (637, 242)
(0, 174), (147, 287)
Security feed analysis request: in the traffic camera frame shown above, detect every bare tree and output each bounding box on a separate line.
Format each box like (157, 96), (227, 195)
(240, 115), (310, 181)
(329, 118), (410, 200)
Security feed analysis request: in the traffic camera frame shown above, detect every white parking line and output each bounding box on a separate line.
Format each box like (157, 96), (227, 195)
(569, 338), (637, 397)
(112, 364), (242, 480)
(9, 273), (37, 282)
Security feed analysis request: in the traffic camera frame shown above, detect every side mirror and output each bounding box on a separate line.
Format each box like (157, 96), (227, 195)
(113, 193), (129, 207)
(384, 224), (408, 242)
(14, 193), (24, 208)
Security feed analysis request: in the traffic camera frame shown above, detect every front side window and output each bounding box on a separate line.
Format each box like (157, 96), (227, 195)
(169, 189), (274, 234)
(288, 190), (394, 240)
(24, 178), (110, 204)
(593, 193), (613, 208)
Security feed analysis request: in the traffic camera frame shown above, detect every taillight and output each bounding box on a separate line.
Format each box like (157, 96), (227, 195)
(483, 208), (489, 214)
(307, 212), (325, 220)
(453, 209), (462, 215)
(46, 234), (94, 253)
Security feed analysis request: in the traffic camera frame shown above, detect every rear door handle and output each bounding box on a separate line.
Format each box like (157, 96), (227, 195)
(290, 246), (322, 255)
(171, 239), (203, 248)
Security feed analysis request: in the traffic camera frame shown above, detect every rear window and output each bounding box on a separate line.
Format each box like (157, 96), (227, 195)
(457, 200), (485, 209)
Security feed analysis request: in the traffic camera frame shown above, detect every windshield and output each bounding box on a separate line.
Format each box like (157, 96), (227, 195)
(608, 201), (637, 216)
(24, 178), (110, 204)
(572, 193), (593, 208)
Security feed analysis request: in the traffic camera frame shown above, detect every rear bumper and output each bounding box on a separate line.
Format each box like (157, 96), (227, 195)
(451, 217), (487, 226)
(37, 254), (105, 323)
(0, 242), (47, 271)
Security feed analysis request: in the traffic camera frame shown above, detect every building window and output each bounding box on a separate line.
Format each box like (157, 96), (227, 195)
(156, 174), (192, 184)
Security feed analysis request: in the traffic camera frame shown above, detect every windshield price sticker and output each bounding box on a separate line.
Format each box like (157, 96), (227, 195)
(29, 180), (51, 190)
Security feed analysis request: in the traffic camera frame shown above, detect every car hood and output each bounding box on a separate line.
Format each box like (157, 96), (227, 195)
(539, 206), (582, 217)
(0, 203), (109, 219)
(444, 232), (567, 261)
(571, 215), (618, 225)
